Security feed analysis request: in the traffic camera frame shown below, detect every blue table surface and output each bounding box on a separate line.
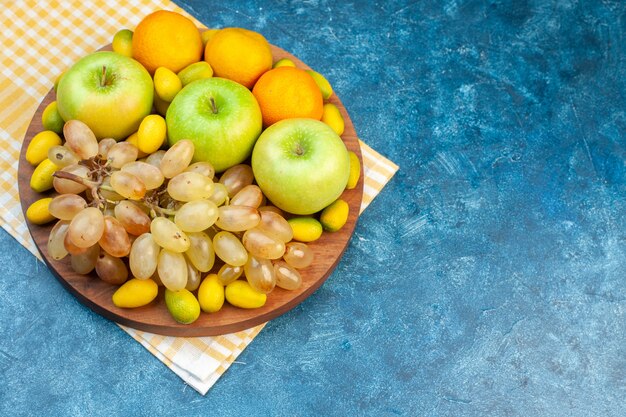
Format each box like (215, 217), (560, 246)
(3, 1), (625, 416)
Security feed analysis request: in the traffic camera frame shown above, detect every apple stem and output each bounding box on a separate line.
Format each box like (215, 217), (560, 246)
(210, 97), (218, 114)
(100, 66), (107, 87)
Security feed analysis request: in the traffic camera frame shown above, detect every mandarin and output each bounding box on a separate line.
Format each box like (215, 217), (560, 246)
(204, 27), (273, 89)
(132, 10), (203, 74)
(252, 67), (324, 127)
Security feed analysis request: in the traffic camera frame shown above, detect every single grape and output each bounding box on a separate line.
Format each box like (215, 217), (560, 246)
(150, 217), (190, 253)
(63, 120), (98, 159)
(185, 257), (202, 292)
(218, 164), (254, 197)
(185, 231), (215, 272)
(48, 194), (87, 220)
(102, 206), (116, 217)
(97, 138), (117, 160)
(99, 215), (131, 257)
(230, 184), (263, 208)
(258, 205), (284, 216)
(256, 210), (293, 243)
(64, 232), (89, 255)
(207, 183), (229, 206)
(67, 207), (105, 248)
(160, 139), (194, 178)
(157, 249), (188, 291)
(145, 150), (166, 167)
(47, 145), (79, 168)
(47, 220), (70, 260)
(167, 172), (214, 202)
(184, 161), (215, 179)
(95, 251), (128, 285)
(106, 142), (139, 169)
(242, 227), (285, 259)
(129, 233), (160, 279)
(215, 205), (261, 232)
(283, 242), (314, 269)
(216, 263), (243, 285)
(110, 171), (146, 200)
(53, 163), (90, 194)
(99, 177), (126, 202)
(213, 231), (248, 266)
(244, 254), (276, 294)
(273, 261), (302, 290)
(174, 200), (218, 232)
(70, 244), (100, 275)
(121, 161), (164, 190)
(114, 200), (151, 235)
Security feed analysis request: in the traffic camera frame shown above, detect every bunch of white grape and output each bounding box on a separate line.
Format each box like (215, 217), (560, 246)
(46, 120), (314, 302)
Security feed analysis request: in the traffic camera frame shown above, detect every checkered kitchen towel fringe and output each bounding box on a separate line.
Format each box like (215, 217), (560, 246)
(0, 0), (398, 394)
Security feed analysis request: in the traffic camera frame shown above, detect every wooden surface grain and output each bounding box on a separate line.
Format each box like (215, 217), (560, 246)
(17, 44), (364, 337)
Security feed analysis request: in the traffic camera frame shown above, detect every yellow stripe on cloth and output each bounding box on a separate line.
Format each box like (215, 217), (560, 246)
(0, 0), (398, 395)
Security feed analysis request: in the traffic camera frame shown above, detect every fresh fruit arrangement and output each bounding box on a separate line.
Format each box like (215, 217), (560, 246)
(23, 10), (362, 327)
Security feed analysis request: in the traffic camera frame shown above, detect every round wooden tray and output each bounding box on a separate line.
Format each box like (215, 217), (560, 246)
(18, 43), (364, 337)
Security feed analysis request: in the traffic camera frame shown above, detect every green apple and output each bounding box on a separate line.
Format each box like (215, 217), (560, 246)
(166, 77), (262, 172)
(56, 51), (153, 140)
(251, 118), (350, 215)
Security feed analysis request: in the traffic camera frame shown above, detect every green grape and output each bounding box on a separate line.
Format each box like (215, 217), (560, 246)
(121, 161), (164, 190)
(107, 142), (138, 169)
(97, 138), (117, 160)
(185, 231), (215, 272)
(99, 177), (126, 202)
(48, 194), (87, 220)
(95, 251), (128, 285)
(150, 217), (190, 253)
(110, 171), (146, 200)
(207, 183), (228, 206)
(256, 210), (293, 243)
(114, 200), (151, 236)
(47, 145), (79, 168)
(185, 257), (202, 292)
(218, 164), (254, 197)
(273, 261), (302, 290)
(63, 120), (98, 159)
(174, 200), (218, 232)
(283, 242), (314, 269)
(99, 215), (131, 257)
(244, 254), (276, 294)
(47, 220), (70, 260)
(184, 161), (215, 179)
(216, 263), (243, 285)
(67, 207), (104, 248)
(157, 249), (188, 291)
(215, 205), (260, 232)
(145, 150), (166, 167)
(129, 233), (160, 279)
(160, 139), (194, 178)
(242, 227), (285, 259)
(53, 163), (90, 194)
(70, 244), (100, 275)
(230, 184), (263, 208)
(213, 231), (248, 266)
(167, 172), (214, 202)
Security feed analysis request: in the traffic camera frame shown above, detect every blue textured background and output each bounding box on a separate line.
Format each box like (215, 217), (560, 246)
(2, 0), (626, 415)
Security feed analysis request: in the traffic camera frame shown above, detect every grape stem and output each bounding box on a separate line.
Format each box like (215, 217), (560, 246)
(142, 186), (177, 218)
(99, 185), (115, 193)
(53, 170), (104, 208)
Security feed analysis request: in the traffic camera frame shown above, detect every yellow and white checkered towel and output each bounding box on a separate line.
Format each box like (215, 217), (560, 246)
(0, 0), (398, 394)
